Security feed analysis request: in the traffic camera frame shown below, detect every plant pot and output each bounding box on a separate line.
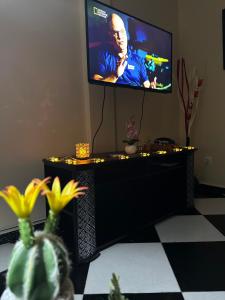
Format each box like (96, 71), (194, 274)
(1, 278), (74, 300)
(125, 144), (137, 155)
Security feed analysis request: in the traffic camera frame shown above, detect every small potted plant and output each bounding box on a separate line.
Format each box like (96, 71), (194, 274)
(0, 177), (87, 300)
(109, 274), (129, 300)
(123, 116), (139, 155)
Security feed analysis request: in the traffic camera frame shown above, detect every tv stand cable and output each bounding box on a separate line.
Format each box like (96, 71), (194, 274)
(138, 89), (146, 137)
(91, 85), (106, 156)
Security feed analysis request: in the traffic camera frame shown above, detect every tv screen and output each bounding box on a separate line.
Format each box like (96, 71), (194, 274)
(223, 9), (225, 70)
(85, 0), (172, 93)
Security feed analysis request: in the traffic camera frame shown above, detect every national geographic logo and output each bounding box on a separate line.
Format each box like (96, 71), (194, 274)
(93, 7), (108, 19)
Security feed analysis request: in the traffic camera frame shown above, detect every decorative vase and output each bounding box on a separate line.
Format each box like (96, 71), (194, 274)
(125, 144), (137, 155)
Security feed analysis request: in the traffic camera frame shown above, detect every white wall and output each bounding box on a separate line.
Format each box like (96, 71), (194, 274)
(178, 0), (225, 186)
(0, 0), (89, 231)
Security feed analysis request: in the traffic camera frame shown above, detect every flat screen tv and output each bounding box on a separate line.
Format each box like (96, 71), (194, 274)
(85, 0), (172, 93)
(223, 9), (225, 70)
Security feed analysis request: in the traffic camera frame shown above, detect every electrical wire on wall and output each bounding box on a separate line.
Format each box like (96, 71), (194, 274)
(113, 87), (118, 151)
(91, 86), (106, 156)
(138, 90), (146, 138)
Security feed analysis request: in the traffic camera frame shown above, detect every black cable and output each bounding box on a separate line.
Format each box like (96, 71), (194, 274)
(91, 86), (106, 156)
(138, 90), (146, 137)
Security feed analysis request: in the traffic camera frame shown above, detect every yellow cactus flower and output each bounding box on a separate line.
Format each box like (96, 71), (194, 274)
(0, 178), (49, 218)
(43, 177), (87, 214)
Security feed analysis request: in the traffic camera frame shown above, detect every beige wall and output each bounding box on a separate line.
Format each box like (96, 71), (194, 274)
(0, 0), (179, 232)
(0, 0), (89, 231)
(178, 0), (225, 186)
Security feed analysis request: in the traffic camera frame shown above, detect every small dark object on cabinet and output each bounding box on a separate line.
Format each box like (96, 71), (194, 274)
(154, 137), (175, 145)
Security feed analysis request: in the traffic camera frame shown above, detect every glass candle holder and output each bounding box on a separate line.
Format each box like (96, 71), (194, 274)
(75, 143), (90, 159)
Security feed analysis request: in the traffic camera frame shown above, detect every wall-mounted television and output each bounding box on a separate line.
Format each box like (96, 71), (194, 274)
(85, 0), (172, 93)
(223, 9), (225, 70)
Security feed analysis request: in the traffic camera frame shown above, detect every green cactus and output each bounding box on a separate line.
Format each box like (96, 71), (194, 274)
(18, 218), (34, 249)
(108, 273), (129, 300)
(44, 210), (59, 234)
(0, 177), (86, 299)
(6, 213), (71, 300)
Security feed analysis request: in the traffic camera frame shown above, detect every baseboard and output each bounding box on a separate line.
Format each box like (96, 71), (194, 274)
(199, 181), (225, 189)
(195, 182), (225, 198)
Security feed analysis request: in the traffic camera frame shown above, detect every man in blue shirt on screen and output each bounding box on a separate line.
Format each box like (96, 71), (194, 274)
(92, 13), (156, 88)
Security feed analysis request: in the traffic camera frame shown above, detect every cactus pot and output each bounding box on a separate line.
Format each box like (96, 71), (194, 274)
(1, 230), (74, 300)
(1, 278), (74, 300)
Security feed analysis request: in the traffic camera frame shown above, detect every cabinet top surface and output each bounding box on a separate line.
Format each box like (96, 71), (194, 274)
(43, 146), (196, 171)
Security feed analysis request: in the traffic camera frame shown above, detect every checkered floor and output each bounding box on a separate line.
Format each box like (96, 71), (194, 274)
(1, 197), (225, 299)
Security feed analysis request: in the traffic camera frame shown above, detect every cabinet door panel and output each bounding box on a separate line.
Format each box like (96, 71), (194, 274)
(95, 180), (132, 247)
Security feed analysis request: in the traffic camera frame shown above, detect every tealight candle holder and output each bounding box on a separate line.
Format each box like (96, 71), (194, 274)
(173, 147), (183, 152)
(140, 152), (151, 157)
(184, 146), (195, 150)
(92, 158), (105, 164)
(75, 143), (90, 159)
(156, 150), (167, 155)
(48, 156), (60, 162)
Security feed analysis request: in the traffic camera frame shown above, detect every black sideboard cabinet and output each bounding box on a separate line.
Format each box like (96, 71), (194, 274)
(43, 149), (195, 265)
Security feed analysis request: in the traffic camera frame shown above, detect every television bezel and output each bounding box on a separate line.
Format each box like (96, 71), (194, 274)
(223, 9), (225, 70)
(85, 0), (173, 93)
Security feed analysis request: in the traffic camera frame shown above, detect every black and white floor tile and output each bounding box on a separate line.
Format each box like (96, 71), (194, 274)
(1, 197), (225, 299)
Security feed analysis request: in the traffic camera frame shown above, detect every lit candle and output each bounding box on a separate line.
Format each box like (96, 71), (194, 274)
(92, 158), (105, 164)
(173, 148), (183, 152)
(184, 146), (195, 150)
(140, 152), (151, 157)
(49, 156), (60, 162)
(156, 151), (167, 155)
(75, 143), (90, 159)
